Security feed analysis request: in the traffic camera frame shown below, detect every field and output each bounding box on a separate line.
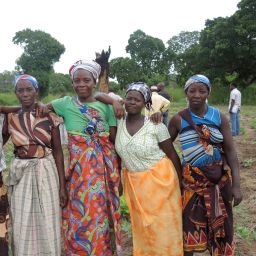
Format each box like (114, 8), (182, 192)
(2, 102), (256, 255)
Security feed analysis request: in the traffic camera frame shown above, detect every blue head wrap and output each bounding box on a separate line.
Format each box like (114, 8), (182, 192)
(184, 74), (211, 92)
(14, 74), (39, 89)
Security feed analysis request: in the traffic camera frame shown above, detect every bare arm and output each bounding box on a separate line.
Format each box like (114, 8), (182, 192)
(51, 125), (67, 208)
(159, 138), (182, 186)
(0, 106), (20, 113)
(220, 112), (242, 206)
(109, 126), (117, 144)
(168, 114), (181, 142)
(95, 92), (125, 119)
(2, 115), (10, 145)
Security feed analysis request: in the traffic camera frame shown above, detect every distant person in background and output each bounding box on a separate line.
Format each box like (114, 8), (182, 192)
(157, 82), (171, 126)
(0, 114), (8, 256)
(229, 82), (241, 136)
(145, 85), (170, 125)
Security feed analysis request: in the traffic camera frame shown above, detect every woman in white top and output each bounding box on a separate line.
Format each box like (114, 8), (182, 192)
(115, 82), (183, 256)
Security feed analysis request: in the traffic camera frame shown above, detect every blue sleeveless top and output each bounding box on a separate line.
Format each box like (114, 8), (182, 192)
(179, 106), (223, 167)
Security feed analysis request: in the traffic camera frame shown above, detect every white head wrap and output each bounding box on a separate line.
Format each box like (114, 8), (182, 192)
(69, 59), (101, 81)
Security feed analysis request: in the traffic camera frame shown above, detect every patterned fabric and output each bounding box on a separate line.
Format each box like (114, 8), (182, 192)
(8, 111), (62, 158)
(179, 107), (235, 255)
(0, 174), (8, 256)
(69, 59), (101, 80)
(115, 118), (170, 172)
(126, 82), (152, 105)
(184, 74), (211, 92)
(0, 114), (6, 172)
(123, 157), (183, 255)
(180, 106), (223, 167)
(8, 155), (61, 255)
(14, 74), (39, 89)
(51, 96), (116, 133)
(62, 132), (122, 255)
(0, 114), (8, 256)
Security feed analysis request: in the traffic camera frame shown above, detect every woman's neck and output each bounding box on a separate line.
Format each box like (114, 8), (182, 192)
(189, 103), (208, 118)
(21, 103), (36, 112)
(126, 113), (144, 122)
(78, 95), (96, 103)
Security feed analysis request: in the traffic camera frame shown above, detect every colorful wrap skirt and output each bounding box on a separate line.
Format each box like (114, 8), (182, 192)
(63, 133), (122, 255)
(182, 163), (235, 256)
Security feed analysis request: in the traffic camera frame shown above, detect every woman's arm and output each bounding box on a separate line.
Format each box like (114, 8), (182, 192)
(109, 126), (117, 144)
(168, 114), (181, 142)
(220, 112), (242, 206)
(159, 138), (182, 186)
(2, 115), (10, 145)
(51, 126), (67, 208)
(0, 106), (20, 113)
(95, 92), (125, 119)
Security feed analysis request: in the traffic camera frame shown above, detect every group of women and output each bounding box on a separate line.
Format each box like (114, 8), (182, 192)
(0, 58), (242, 256)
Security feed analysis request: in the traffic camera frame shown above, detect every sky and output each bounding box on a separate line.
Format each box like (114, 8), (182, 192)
(0, 0), (240, 74)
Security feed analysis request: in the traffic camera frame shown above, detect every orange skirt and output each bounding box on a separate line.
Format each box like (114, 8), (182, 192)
(123, 157), (183, 256)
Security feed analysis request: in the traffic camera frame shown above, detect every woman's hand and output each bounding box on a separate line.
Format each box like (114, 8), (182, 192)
(36, 102), (50, 117)
(112, 100), (125, 119)
(232, 185), (243, 206)
(150, 112), (162, 124)
(118, 182), (123, 196)
(59, 187), (68, 208)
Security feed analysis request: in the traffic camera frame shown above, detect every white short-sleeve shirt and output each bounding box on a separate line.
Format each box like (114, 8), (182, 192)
(115, 118), (170, 172)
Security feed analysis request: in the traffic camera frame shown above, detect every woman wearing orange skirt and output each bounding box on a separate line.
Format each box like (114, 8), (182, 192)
(115, 82), (183, 255)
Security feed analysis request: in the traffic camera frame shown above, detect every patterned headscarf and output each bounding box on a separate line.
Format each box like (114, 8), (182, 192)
(14, 74), (39, 89)
(69, 59), (101, 81)
(126, 82), (152, 105)
(184, 74), (211, 92)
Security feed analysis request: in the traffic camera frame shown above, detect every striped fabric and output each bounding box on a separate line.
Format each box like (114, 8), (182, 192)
(179, 106), (223, 167)
(9, 155), (61, 256)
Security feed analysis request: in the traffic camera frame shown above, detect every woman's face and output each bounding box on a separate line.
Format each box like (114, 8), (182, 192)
(15, 80), (37, 109)
(72, 69), (96, 99)
(125, 90), (145, 114)
(186, 82), (209, 107)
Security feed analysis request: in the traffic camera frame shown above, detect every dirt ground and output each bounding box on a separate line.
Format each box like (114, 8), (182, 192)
(121, 107), (256, 256)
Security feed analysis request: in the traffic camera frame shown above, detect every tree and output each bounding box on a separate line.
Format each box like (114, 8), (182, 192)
(167, 31), (200, 55)
(48, 73), (72, 95)
(126, 30), (168, 79)
(13, 29), (65, 96)
(109, 57), (142, 89)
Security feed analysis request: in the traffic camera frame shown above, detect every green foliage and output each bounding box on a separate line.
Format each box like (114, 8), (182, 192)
(241, 83), (256, 104)
(49, 73), (72, 94)
(109, 57), (141, 88)
(13, 29), (65, 96)
(125, 30), (170, 81)
(167, 31), (200, 55)
(0, 71), (16, 92)
(120, 195), (130, 219)
(166, 85), (185, 103)
(0, 93), (18, 105)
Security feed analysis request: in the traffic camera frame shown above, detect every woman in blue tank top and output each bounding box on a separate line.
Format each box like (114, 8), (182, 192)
(169, 75), (242, 256)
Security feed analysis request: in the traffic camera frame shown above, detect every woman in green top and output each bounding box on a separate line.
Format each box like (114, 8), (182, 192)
(46, 60), (122, 255)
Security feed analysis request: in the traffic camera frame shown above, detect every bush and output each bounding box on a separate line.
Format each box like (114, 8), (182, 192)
(0, 93), (18, 105)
